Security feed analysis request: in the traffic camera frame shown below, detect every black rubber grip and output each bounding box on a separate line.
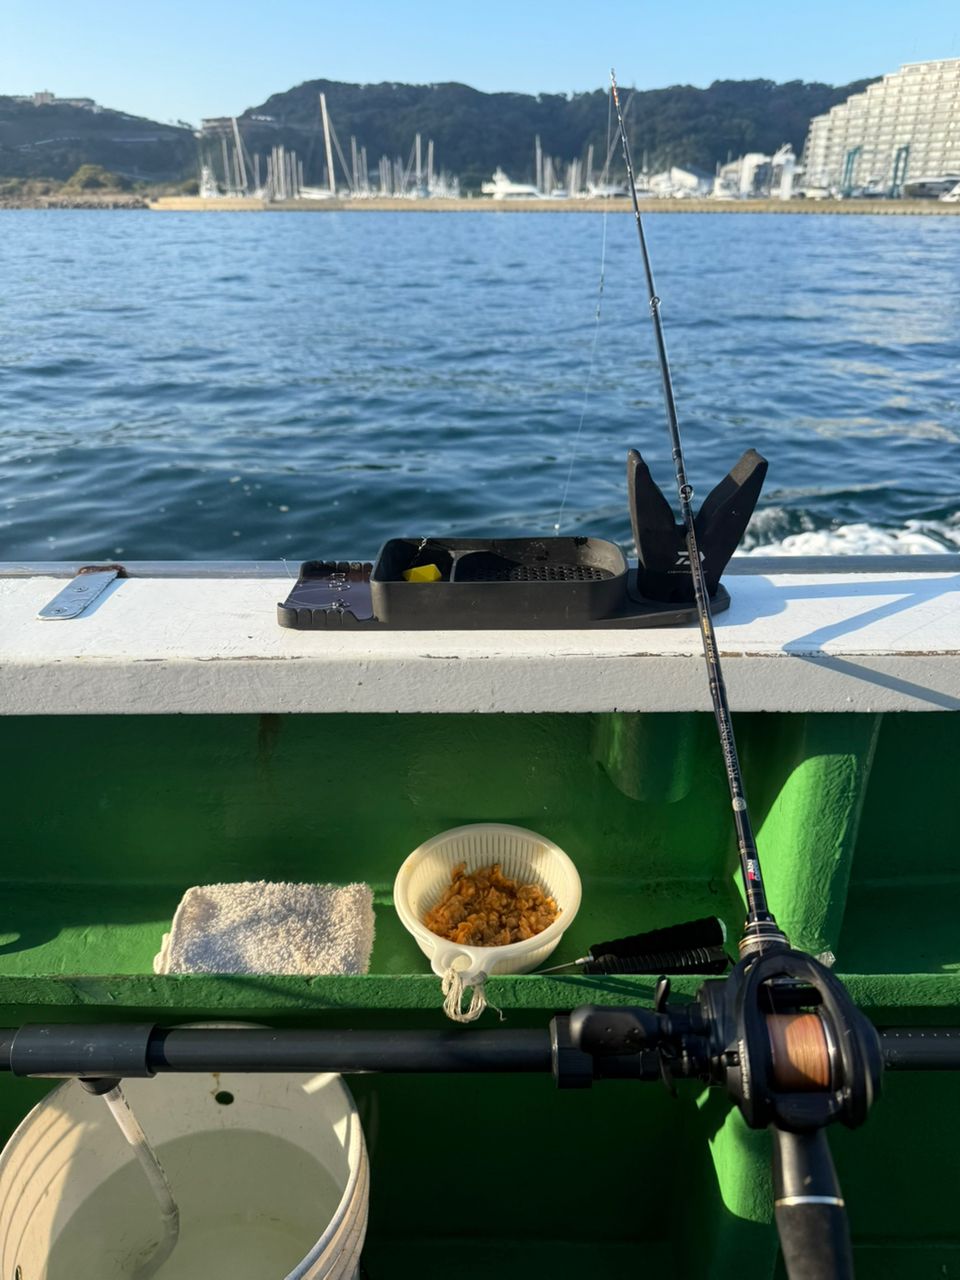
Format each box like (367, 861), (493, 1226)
(772, 1128), (853, 1280)
(775, 1201), (854, 1280)
(589, 915), (725, 960)
(583, 945), (728, 975)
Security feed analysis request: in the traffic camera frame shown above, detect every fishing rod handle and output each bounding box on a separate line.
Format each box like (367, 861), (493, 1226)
(583, 945), (727, 975)
(589, 916), (725, 960)
(772, 1128), (853, 1280)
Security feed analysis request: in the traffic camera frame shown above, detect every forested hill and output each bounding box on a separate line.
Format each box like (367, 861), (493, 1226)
(0, 98), (195, 181)
(241, 76), (878, 187)
(0, 76), (876, 188)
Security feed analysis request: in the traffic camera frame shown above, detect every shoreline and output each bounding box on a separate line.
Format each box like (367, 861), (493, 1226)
(0, 194), (148, 210)
(1, 194), (960, 215)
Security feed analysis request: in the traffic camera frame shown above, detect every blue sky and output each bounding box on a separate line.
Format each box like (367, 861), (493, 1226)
(2, 0), (958, 124)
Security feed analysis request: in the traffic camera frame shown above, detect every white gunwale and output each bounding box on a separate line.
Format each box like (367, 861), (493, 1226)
(0, 557), (958, 716)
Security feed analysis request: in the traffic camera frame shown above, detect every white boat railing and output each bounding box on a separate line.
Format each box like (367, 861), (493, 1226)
(0, 555), (958, 578)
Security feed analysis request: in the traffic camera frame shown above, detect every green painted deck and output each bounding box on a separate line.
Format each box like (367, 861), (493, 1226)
(0, 709), (957, 1275)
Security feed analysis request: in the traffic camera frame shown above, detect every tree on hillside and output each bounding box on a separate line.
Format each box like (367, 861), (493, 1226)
(64, 164), (130, 190)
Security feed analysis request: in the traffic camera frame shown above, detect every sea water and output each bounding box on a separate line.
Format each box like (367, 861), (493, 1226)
(0, 210), (957, 560)
(45, 1130), (345, 1279)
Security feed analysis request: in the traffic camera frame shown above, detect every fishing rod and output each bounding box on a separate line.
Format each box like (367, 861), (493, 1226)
(610, 70), (785, 960)
(609, 69), (880, 1280)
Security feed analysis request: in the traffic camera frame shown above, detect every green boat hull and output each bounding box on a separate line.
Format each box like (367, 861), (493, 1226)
(0, 710), (956, 1275)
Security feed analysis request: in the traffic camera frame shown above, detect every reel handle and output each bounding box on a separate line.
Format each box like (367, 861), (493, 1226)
(772, 1127), (853, 1280)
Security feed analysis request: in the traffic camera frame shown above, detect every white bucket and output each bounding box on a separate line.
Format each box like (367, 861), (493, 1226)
(0, 1071), (369, 1280)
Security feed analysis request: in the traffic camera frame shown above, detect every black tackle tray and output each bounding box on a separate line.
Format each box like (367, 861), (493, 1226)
(276, 445), (764, 630)
(277, 536), (729, 630)
(375, 536), (626, 626)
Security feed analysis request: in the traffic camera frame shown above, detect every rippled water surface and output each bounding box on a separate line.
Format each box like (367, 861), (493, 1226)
(0, 209), (958, 560)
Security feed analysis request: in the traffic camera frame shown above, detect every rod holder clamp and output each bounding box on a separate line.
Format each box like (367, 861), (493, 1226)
(550, 1015), (594, 1089)
(10, 1023), (156, 1079)
(628, 447), (767, 603)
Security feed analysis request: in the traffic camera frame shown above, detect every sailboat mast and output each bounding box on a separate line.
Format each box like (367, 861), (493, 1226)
(231, 117), (247, 192)
(320, 93), (336, 195)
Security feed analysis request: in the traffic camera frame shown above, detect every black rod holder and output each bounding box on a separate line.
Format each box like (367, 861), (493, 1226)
(628, 447), (767, 603)
(153, 1027), (554, 1076)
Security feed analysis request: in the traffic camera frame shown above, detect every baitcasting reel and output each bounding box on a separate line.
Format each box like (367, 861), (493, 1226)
(569, 947), (883, 1279)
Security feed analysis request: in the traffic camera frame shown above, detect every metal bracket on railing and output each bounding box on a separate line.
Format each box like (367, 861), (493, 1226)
(37, 564), (126, 620)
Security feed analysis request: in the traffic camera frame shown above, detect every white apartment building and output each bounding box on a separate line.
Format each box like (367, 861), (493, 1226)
(802, 58), (960, 194)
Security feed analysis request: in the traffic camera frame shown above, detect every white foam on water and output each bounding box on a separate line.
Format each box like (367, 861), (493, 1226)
(741, 508), (960, 557)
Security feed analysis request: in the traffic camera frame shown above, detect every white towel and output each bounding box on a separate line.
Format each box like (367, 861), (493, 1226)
(154, 881), (375, 976)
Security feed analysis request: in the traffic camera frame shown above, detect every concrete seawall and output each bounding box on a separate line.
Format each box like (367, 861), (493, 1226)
(146, 195), (960, 216)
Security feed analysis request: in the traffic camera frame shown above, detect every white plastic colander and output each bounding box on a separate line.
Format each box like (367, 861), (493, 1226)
(393, 823), (581, 995)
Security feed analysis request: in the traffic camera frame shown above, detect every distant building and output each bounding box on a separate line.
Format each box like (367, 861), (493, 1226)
(11, 91), (100, 112)
(200, 118), (236, 137)
(802, 58), (960, 196)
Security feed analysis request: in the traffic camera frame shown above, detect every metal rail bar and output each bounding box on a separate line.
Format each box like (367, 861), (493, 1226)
(877, 1027), (960, 1070)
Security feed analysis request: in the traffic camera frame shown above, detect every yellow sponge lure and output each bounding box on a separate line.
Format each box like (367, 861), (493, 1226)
(402, 563), (442, 583)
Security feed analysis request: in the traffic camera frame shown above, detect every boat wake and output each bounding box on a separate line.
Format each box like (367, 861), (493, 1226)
(743, 509), (960, 556)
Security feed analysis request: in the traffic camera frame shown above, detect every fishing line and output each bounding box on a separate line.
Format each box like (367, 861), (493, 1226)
(553, 215), (607, 533)
(553, 88), (614, 535)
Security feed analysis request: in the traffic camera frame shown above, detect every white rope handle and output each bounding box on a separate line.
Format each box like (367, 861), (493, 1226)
(440, 967), (508, 1023)
(441, 966), (489, 1022)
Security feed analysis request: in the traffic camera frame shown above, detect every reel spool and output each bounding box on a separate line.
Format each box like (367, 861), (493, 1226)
(767, 1013), (832, 1093)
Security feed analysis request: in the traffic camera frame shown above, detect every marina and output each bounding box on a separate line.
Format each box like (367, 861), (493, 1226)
(140, 60), (960, 216)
